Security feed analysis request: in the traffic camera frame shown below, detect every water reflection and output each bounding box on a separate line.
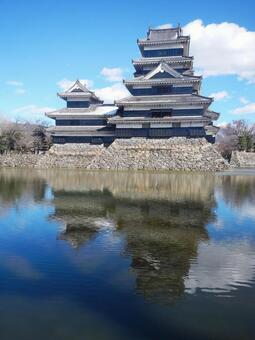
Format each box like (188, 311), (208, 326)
(185, 240), (255, 295)
(0, 168), (255, 338)
(0, 169), (46, 203)
(47, 171), (216, 303)
(217, 174), (255, 207)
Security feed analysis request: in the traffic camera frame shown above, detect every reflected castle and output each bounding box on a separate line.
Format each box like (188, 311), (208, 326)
(49, 171), (216, 303)
(1, 168), (255, 303)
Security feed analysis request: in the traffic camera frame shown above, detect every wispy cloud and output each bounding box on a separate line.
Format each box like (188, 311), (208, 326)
(12, 105), (55, 115)
(239, 97), (250, 105)
(232, 102), (255, 116)
(209, 91), (230, 102)
(16, 88), (26, 95)
(11, 105), (55, 122)
(6, 80), (26, 95)
(6, 80), (24, 87)
(209, 90), (230, 102)
(100, 67), (124, 82)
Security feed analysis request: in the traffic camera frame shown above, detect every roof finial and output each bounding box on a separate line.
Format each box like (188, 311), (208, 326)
(147, 25), (152, 38)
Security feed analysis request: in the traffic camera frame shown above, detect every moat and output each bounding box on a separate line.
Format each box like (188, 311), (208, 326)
(0, 168), (254, 339)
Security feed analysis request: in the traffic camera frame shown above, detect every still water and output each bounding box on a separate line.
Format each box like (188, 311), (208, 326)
(0, 168), (255, 340)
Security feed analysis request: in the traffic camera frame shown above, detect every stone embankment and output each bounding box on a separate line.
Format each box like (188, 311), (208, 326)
(0, 138), (229, 171)
(230, 151), (255, 168)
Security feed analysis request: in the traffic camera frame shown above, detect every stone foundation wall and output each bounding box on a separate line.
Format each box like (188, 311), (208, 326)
(0, 153), (39, 168)
(0, 138), (229, 171)
(230, 151), (255, 168)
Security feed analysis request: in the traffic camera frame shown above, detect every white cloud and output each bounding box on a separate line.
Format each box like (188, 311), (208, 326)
(12, 105), (55, 121)
(6, 80), (24, 87)
(183, 19), (255, 82)
(57, 78), (93, 91)
(94, 83), (129, 103)
(156, 23), (172, 29)
(232, 102), (255, 115)
(239, 97), (249, 105)
(100, 67), (124, 82)
(209, 90), (230, 101)
(13, 105), (55, 115)
(6, 80), (26, 95)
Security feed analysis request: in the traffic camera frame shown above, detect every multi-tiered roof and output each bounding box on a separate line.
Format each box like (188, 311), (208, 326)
(46, 80), (117, 144)
(109, 26), (219, 141)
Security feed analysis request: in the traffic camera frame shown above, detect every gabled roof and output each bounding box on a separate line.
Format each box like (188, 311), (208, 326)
(58, 79), (103, 103)
(65, 79), (92, 93)
(143, 62), (183, 80)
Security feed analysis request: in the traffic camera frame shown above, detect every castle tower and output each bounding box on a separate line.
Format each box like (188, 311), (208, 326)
(109, 27), (219, 142)
(46, 80), (117, 145)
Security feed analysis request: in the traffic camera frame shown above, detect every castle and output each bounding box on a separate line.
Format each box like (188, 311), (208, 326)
(46, 26), (219, 145)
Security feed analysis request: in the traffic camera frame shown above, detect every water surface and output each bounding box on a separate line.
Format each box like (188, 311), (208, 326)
(0, 168), (255, 339)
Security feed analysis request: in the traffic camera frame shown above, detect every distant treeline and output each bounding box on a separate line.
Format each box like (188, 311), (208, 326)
(216, 120), (255, 160)
(0, 120), (52, 154)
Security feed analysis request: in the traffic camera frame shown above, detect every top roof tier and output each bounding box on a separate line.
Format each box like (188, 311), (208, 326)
(147, 27), (182, 41)
(58, 80), (103, 103)
(138, 26), (189, 42)
(137, 26), (190, 57)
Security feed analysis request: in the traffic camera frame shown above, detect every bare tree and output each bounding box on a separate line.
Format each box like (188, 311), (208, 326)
(216, 120), (255, 160)
(0, 120), (52, 154)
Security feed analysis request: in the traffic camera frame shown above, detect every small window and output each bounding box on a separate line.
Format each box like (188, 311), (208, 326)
(151, 112), (163, 118)
(172, 122), (181, 128)
(156, 86), (172, 94)
(151, 111), (172, 118)
(142, 123), (150, 129)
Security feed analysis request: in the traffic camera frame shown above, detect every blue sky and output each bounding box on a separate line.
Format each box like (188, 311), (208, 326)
(0, 0), (255, 125)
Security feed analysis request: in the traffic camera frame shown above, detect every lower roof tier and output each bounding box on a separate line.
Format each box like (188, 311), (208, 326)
(132, 56), (193, 68)
(205, 125), (220, 135)
(115, 94), (212, 108)
(204, 110), (219, 120)
(50, 125), (219, 138)
(46, 105), (118, 119)
(108, 116), (211, 125)
(48, 126), (115, 137)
